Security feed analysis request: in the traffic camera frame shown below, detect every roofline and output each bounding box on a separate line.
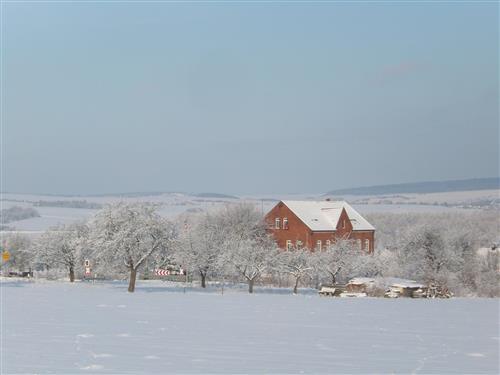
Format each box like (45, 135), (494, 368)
(280, 200), (348, 232)
(278, 200), (375, 231)
(279, 200), (316, 232)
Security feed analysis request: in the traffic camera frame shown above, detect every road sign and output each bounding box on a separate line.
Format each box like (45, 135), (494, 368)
(2, 251), (10, 262)
(154, 269), (170, 276)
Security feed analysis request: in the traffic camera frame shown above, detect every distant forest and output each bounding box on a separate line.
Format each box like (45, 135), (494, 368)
(1, 206), (40, 224)
(327, 177), (500, 196)
(33, 200), (103, 209)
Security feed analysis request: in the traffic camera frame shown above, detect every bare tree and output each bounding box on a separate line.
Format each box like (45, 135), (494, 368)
(212, 203), (276, 293)
(398, 227), (452, 285)
(316, 239), (364, 285)
(278, 248), (314, 294)
(228, 237), (277, 293)
(89, 203), (176, 292)
(174, 212), (225, 288)
(33, 222), (88, 282)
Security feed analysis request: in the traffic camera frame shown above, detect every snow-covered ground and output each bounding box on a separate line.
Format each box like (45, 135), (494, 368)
(2, 191), (487, 233)
(2, 280), (499, 374)
(343, 189), (500, 207)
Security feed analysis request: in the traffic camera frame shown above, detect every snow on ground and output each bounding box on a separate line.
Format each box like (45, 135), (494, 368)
(2, 191), (481, 233)
(345, 189), (500, 206)
(8, 206), (97, 231)
(1, 280), (499, 374)
(351, 203), (467, 214)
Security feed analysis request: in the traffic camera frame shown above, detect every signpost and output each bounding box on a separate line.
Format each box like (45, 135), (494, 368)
(84, 260), (91, 277)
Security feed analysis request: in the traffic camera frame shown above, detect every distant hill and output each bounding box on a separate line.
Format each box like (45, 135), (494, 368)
(326, 177), (500, 196)
(193, 193), (239, 199)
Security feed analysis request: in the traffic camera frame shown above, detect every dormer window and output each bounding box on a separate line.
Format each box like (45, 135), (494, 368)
(275, 218), (281, 229)
(283, 217), (289, 230)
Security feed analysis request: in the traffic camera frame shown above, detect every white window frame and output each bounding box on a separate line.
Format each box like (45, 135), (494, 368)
(283, 217), (288, 230)
(316, 240), (322, 251)
(286, 240), (292, 250)
(365, 239), (370, 250)
(326, 240), (331, 248)
(275, 218), (281, 229)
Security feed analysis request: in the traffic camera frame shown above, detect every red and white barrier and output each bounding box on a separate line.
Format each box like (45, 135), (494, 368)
(154, 269), (170, 276)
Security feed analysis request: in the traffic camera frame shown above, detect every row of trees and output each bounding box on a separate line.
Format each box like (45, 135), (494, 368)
(1, 206), (40, 225)
(365, 211), (499, 297)
(2, 202), (367, 293)
(2, 204), (498, 296)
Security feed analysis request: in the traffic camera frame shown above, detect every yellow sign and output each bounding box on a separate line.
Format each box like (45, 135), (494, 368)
(2, 251), (10, 262)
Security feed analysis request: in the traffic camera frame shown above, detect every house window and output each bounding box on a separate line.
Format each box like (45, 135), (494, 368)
(358, 239), (363, 250)
(286, 240), (292, 250)
(316, 240), (322, 251)
(275, 218), (281, 229)
(342, 220), (346, 229)
(283, 217), (289, 230)
(296, 240), (303, 248)
(365, 239), (370, 250)
(326, 240), (331, 248)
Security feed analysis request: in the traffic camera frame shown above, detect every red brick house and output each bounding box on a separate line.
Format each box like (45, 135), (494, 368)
(265, 200), (375, 253)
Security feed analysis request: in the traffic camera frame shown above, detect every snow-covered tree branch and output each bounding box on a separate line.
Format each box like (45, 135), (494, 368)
(89, 203), (176, 292)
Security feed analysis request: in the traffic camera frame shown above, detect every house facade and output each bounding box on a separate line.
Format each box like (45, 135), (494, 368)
(265, 200), (375, 253)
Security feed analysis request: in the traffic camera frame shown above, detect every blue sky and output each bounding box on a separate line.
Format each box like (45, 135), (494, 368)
(3, 2), (498, 195)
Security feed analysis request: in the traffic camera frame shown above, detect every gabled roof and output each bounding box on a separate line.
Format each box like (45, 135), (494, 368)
(281, 200), (375, 232)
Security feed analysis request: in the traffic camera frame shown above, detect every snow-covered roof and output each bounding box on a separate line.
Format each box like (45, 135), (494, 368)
(348, 277), (376, 285)
(391, 282), (425, 289)
(348, 277), (424, 289)
(281, 200), (375, 232)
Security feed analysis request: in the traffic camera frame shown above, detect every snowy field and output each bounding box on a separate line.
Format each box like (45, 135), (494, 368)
(1, 191), (484, 233)
(1, 280), (499, 374)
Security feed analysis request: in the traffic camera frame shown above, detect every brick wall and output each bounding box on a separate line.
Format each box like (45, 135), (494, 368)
(265, 201), (375, 253)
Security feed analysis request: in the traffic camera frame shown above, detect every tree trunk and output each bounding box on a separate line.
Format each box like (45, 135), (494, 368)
(330, 272), (337, 285)
(128, 268), (137, 293)
(69, 267), (75, 282)
(293, 277), (300, 294)
(248, 278), (255, 294)
(200, 272), (206, 288)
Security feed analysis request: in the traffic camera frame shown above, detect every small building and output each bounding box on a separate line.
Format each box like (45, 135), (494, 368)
(265, 200), (375, 252)
(346, 277), (376, 293)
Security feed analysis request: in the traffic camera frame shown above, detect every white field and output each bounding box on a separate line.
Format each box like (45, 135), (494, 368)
(1, 191), (488, 233)
(343, 189), (500, 206)
(1, 280), (499, 374)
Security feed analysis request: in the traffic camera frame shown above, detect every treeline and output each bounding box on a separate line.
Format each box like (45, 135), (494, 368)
(1, 203), (498, 296)
(1, 206), (40, 224)
(33, 200), (103, 209)
(365, 211), (499, 297)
